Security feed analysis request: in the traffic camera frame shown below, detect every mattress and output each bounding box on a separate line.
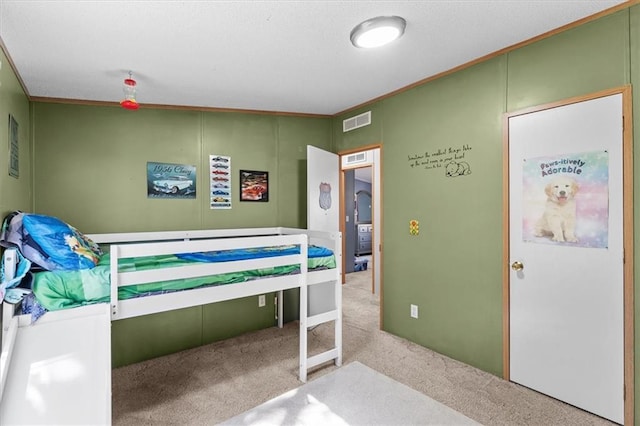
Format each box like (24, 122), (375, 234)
(30, 244), (335, 312)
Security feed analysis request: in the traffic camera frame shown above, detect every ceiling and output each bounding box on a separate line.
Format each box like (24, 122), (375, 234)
(0, 1), (629, 116)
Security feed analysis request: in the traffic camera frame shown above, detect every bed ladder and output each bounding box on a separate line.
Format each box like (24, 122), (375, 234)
(297, 233), (342, 383)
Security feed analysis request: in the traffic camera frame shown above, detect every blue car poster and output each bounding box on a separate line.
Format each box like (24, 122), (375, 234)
(147, 162), (196, 199)
(210, 154), (231, 209)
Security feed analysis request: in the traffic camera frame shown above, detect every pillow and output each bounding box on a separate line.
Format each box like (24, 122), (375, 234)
(1, 211), (102, 271)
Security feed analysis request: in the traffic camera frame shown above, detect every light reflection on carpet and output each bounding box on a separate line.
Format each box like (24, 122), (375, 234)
(221, 361), (481, 426)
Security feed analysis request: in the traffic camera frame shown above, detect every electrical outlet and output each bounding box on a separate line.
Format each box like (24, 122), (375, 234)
(258, 294), (266, 307)
(410, 304), (418, 319)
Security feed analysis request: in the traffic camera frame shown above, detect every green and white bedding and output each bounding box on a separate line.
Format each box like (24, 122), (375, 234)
(31, 245), (336, 312)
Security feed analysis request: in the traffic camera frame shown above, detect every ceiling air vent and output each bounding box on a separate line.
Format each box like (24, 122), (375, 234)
(343, 111), (371, 133)
(345, 152), (367, 165)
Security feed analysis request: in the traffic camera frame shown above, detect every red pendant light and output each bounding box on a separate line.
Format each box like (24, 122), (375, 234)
(120, 71), (139, 110)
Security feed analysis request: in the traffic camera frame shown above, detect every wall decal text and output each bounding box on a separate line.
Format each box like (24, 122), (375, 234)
(407, 144), (473, 177)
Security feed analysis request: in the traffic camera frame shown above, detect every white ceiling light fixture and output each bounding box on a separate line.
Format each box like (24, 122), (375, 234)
(350, 16), (406, 49)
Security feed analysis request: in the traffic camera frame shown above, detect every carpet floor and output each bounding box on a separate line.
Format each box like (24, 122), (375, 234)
(112, 268), (615, 425)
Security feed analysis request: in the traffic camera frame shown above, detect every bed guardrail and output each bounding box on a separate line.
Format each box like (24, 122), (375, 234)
(107, 233), (309, 320)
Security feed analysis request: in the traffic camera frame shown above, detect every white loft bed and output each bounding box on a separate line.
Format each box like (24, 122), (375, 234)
(0, 226), (342, 425)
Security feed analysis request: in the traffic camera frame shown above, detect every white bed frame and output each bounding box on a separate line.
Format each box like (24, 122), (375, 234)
(0, 227), (342, 425)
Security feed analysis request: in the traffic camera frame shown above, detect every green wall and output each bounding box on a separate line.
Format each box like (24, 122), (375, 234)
(31, 104), (331, 232)
(335, 5), (639, 420)
(30, 102), (331, 366)
(0, 44), (31, 361)
(379, 57), (506, 375)
(0, 48), (32, 218)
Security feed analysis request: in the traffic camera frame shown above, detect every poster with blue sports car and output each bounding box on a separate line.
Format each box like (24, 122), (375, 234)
(147, 162), (196, 199)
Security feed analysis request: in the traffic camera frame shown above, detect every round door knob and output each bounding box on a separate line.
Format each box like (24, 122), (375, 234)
(511, 261), (524, 271)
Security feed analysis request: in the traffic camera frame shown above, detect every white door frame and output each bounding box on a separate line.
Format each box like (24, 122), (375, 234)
(502, 86), (634, 425)
(339, 144), (383, 327)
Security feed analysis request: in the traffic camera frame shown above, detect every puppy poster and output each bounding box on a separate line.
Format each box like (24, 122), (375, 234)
(522, 150), (609, 248)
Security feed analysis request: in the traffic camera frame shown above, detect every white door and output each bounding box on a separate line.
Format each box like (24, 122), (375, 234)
(508, 93), (624, 423)
(307, 145), (339, 315)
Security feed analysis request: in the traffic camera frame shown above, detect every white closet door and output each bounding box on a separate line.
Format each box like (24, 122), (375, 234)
(508, 93), (624, 423)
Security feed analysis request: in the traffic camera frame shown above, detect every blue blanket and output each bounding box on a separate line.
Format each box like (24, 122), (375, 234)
(176, 244), (333, 263)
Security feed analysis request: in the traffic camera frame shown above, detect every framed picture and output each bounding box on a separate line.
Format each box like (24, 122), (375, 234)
(146, 161), (197, 199)
(8, 114), (18, 178)
(240, 170), (268, 202)
(210, 154), (232, 209)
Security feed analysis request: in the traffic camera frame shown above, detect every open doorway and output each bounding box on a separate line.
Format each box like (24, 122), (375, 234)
(340, 147), (381, 305)
(344, 167), (372, 274)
